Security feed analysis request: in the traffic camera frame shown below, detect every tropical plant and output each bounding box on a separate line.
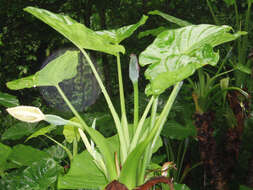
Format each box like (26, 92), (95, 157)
(4, 6), (244, 190)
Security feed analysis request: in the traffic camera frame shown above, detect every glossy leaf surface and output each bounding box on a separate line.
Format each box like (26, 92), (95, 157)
(24, 7), (124, 55)
(139, 24), (245, 95)
(58, 151), (107, 189)
(149, 10), (191, 27)
(18, 158), (61, 190)
(96, 15), (148, 44)
(0, 92), (19, 107)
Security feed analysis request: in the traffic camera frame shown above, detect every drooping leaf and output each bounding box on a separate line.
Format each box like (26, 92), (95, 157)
(58, 150), (107, 189)
(161, 121), (197, 140)
(7, 50), (79, 90)
(139, 24), (246, 95)
(18, 158), (61, 190)
(7, 145), (50, 167)
(1, 122), (37, 140)
(63, 117), (80, 143)
(6, 74), (37, 90)
(138, 26), (168, 39)
(148, 10), (192, 27)
(96, 15), (148, 44)
(25, 125), (57, 142)
(24, 7), (125, 55)
(0, 92), (19, 107)
(6, 106), (45, 123)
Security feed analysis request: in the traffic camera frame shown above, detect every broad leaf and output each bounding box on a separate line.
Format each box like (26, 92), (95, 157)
(18, 158), (61, 190)
(162, 121), (197, 140)
(139, 24), (246, 95)
(0, 92), (19, 107)
(25, 125), (57, 142)
(96, 15), (148, 44)
(0, 143), (12, 172)
(7, 145), (50, 167)
(58, 151), (107, 189)
(149, 10), (191, 27)
(7, 51), (79, 89)
(24, 7), (124, 55)
(1, 122), (37, 140)
(235, 63), (252, 74)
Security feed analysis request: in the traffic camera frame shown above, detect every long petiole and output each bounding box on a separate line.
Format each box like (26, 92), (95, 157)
(44, 134), (73, 162)
(130, 96), (155, 152)
(79, 48), (128, 163)
(117, 53), (130, 150)
(138, 96), (158, 185)
(133, 82), (139, 129)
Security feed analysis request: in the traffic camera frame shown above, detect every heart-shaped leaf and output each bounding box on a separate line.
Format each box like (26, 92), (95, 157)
(58, 150), (107, 189)
(24, 7), (124, 55)
(139, 24), (246, 95)
(7, 50), (79, 90)
(96, 15), (148, 44)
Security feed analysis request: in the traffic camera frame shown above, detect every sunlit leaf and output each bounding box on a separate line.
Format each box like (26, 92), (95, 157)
(149, 10), (191, 27)
(96, 15), (148, 44)
(7, 50), (79, 90)
(0, 92), (19, 107)
(24, 7), (125, 55)
(139, 24), (246, 95)
(6, 106), (45, 123)
(235, 63), (252, 74)
(25, 125), (57, 142)
(58, 151), (107, 189)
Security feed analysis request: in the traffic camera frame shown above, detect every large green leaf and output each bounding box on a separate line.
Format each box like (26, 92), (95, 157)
(0, 143), (12, 173)
(7, 50), (79, 90)
(162, 121), (197, 140)
(24, 7), (124, 55)
(149, 10), (192, 27)
(63, 118), (80, 143)
(7, 145), (50, 167)
(0, 92), (19, 107)
(96, 15), (148, 44)
(139, 24), (246, 95)
(58, 151), (107, 189)
(1, 123), (37, 140)
(18, 158), (61, 190)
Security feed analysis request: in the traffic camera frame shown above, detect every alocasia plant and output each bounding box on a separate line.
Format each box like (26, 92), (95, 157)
(6, 6), (245, 190)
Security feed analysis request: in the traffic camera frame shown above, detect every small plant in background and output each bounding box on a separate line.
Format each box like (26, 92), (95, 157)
(2, 6), (245, 190)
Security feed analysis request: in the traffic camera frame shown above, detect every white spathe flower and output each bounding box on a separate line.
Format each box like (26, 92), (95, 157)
(6, 106), (45, 123)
